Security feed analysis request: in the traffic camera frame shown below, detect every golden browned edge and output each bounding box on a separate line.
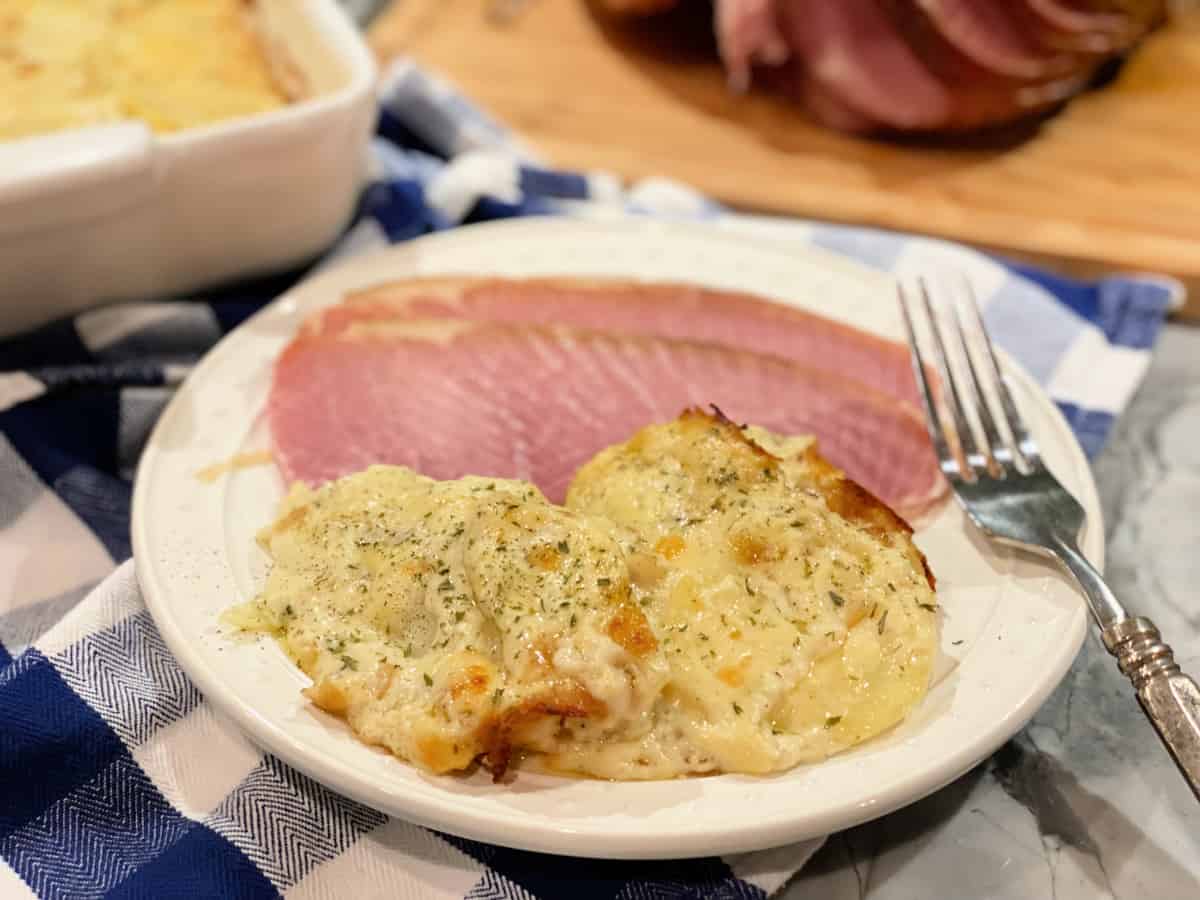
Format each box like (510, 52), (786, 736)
(699, 406), (935, 590)
(478, 590), (656, 780)
(242, 0), (308, 102)
(479, 683), (608, 780)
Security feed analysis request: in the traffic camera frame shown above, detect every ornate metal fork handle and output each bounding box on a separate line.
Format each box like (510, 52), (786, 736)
(1055, 534), (1200, 799)
(1103, 617), (1200, 795)
(901, 277), (1200, 802)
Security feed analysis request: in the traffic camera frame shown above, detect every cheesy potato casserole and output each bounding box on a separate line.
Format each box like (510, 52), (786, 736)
(1, 0), (291, 140)
(231, 411), (939, 780)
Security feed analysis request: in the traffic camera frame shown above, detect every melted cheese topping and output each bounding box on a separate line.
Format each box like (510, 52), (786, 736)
(230, 467), (669, 776)
(560, 412), (938, 778)
(232, 413), (938, 780)
(1, 0), (290, 140)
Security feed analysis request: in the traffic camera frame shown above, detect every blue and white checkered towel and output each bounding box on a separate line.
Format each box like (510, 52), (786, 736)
(0, 60), (1181, 899)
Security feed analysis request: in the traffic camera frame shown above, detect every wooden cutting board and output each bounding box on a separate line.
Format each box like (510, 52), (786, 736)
(371, 1), (1200, 315)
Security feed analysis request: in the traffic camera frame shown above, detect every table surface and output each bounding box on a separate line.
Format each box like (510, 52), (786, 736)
(779, 323), (1200, 898)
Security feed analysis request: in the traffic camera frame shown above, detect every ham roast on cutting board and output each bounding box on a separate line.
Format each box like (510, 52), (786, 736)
(598, 0), (1167, 133)
(267, 278), (946, 522)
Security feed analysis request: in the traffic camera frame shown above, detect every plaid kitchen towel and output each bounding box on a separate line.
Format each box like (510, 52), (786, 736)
(0, 59), (1181, 899)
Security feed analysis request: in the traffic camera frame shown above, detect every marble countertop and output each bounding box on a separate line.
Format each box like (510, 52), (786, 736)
(781, 323), (1200, 899)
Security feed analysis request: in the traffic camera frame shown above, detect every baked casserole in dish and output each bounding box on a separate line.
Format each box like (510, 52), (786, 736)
(0, 0), (377, 337)
(1, 0), (298, 140)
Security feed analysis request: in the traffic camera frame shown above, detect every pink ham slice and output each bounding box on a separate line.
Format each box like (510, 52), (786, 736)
(1009, 1), (1157, 54)
(268, 321), (945, 520)
(701, 0), (1164, 134)
(783, 70), (881, 133)
(715, 0), (790, 90)
(773, 0), (952, 131)
(881, 0), (1097, 130)
(1023, 0), (1133, 47)
(904, 0), (1078, 80)
(310, 277), (924, 412)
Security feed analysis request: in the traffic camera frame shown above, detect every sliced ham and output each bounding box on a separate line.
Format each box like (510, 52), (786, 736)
(715, 0), (790, 90)
(598, 0), (1166, 134)
(1023, 0), (1133, 45)
(785, 70), (881, 133)
(268, 320), (945, 520)
(904, 0), (1078, 80)
(774, 0), (952, 130)
(311, 277), (923, 411)
(987, 2), (1158, 56)
(772, 0), (1151, 133)
(881, 0), (1097, 129)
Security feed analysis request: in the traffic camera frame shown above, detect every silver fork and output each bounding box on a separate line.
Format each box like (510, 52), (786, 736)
(899, 276), (1200, 801)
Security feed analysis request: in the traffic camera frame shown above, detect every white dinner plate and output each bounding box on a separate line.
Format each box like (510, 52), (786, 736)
(132, 217), (1099, 859)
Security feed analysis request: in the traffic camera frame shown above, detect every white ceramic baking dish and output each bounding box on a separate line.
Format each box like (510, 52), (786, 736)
(0, 0), (378, 339)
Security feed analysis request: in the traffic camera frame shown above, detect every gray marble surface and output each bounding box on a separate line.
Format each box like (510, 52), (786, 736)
(781, 323), (1200, 899)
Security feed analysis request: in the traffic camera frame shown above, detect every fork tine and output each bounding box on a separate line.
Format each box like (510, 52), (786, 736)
(918, 277), (989, 478)
(898, 282), (959, 481)
(950, 295), (1012, 473)
(960, 282), (1044, 471)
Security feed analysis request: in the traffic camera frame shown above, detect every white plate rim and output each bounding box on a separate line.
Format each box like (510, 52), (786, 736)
(132, 216), (1099, 859)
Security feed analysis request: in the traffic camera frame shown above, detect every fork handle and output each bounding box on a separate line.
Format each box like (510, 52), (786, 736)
(1101, 617), (1200, 801)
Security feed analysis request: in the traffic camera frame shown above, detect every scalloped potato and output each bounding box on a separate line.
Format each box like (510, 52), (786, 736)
(559, 409), (938, 777)
(1, 0), (290, 140)
(232, 411), (938, 780)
